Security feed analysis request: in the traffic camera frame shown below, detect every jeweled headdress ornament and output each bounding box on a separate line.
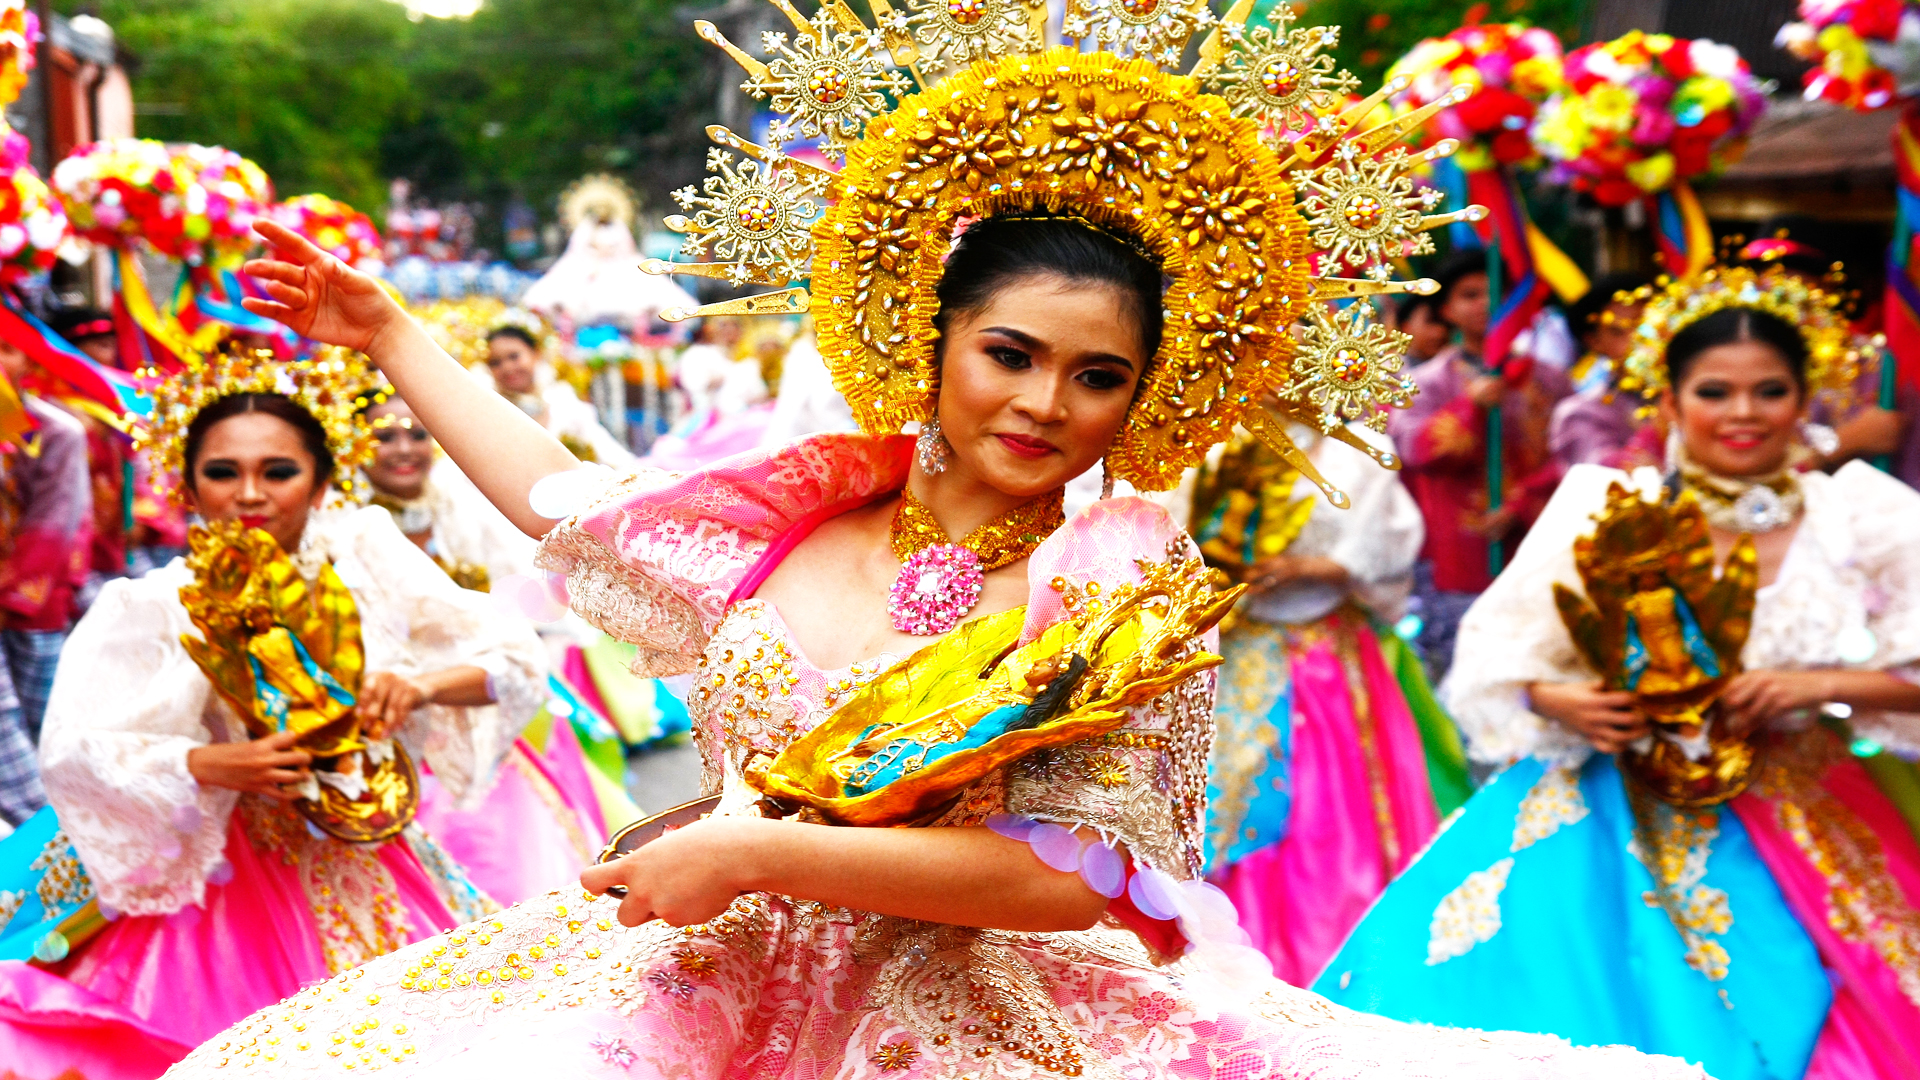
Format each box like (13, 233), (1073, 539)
(1618, 265), (1872, 407)
(643, 0), (1487, 501)
(135, 343), (383, 505)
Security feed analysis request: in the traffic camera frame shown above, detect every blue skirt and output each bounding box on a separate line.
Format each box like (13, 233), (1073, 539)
(1313, 755), (1832, 1080)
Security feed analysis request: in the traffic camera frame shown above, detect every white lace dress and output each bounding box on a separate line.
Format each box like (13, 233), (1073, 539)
(0, 505), (547, 1057)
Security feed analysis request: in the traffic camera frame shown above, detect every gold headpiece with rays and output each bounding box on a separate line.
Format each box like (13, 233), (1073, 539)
(643, 0), (1487, 501)
(1619, 265), (1873, 408)
(135, 344), (383, 507)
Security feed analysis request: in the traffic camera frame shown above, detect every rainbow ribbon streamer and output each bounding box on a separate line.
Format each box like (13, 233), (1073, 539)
(1653, 182), (1715, 278)
(0, 293), (149, 422)
(1884, 110), (1920, 419)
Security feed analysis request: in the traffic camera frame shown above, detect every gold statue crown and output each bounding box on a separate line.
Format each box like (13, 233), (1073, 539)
(641, 0), (1487, 501)
(1619, 265), (1872, 407)
(135, 344), (384, 506)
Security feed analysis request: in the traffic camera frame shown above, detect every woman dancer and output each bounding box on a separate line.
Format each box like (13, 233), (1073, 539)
(483, 323), (635, 468)
(359, 388), (610, 906)
(1317, 267), (1920, 1080)
(180, 3), (1701, 1073)
(1194, 422), (1469, 986)
(0, 347), (545, 1077)
(363, 390), (537, 591)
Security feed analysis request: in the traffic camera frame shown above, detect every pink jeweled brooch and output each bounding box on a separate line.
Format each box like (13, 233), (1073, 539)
(887, 543), (984, 636)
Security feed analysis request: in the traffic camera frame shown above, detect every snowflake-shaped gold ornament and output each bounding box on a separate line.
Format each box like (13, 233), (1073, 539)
(1205, 6), (1357, 138)
(895, 0), (1042, 79)
(1288, 302), (1416, 433)
(651, 0), (1485, 506)
(715, 8), (910, 162)
(667, 149), (822, 285)
(1301, 140), (1482, 272)
(1062, 0), (1214, 67)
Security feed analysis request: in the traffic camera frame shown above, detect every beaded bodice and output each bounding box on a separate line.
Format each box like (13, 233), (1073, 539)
(686, 599), (901, 803)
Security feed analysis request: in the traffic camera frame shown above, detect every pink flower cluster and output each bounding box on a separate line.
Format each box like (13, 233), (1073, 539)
(0, 123), (68, 283)
(52, 139), (272, 264)
(1778, 0), (1920, 111)
(887, 544), (984, 636)
(1530, 31), (1767, 206)
(270, 194), (384, 269)
(1387, 22), (1565, 169)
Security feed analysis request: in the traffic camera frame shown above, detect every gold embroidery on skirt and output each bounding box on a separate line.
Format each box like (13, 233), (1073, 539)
(1750, 728), (1920, 1008)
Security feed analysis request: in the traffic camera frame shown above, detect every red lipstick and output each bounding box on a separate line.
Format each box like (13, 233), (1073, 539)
(239, 514), (269, 529)
(994, 433), (1057, 459)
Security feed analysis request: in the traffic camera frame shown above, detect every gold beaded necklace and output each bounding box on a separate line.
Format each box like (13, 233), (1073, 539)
(888, 486), (1065, 570)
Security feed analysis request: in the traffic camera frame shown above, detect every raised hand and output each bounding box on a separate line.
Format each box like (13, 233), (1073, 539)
(241, 220), (406, 353)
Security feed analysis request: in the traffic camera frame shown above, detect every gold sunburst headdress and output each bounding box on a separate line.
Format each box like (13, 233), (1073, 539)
(642, 0), (1487, 502)
(135, 344), (383, 506)
(1617, 265), (1873, 409)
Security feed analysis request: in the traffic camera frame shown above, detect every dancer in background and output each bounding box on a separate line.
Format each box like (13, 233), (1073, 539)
(483, 322), (635, 468)
(1194, 421), (1469, 986)
(1318, 268), (1920, 1080)
(358, 386), (604, 905)
(0, 338), (89, 826)
(362, 389), (536, 591)
(0, 346), (544, 1078)
(1548, 272), (1657, 471)
(1391, 249), (1573, 682)
(46, 307), (187, 585)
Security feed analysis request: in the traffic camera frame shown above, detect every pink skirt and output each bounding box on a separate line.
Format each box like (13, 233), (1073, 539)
(0, 809), (468, 1080)
(415, 725), (606, 907)
(1213, 615), (1442, 986)
(1733, 732), (1920, 1080)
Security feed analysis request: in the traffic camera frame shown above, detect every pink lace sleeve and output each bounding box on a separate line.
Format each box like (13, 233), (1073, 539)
(536, 433), (913, 677)
(1005, 498), (1216, 880)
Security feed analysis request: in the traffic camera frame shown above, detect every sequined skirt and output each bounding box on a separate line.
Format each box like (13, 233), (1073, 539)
(170, 888), (1712, 1080)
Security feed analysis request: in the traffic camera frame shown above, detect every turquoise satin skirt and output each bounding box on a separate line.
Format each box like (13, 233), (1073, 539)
(1313, 755), (1831, 1080)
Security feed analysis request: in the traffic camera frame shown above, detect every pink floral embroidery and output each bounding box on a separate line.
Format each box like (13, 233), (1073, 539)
(1130, 990), (1176, 1024)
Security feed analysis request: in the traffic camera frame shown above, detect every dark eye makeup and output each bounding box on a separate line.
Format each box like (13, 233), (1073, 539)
(988, 346), (1031, 370)
(1685, 379), (1796, 402)
(1077, 367), (1129, 391)
(197, 459), (308, 482)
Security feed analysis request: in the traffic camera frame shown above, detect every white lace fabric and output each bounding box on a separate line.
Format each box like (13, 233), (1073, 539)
(1241, 426), (1424, 627)
(38, 506), (548, 917)
(1446, 461), (1920, 766)
(418, 458), (541, 584)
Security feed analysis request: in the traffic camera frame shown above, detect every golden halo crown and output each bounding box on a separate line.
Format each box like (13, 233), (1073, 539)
(641, 0), (1488, 501)
(1619, 266), (1872, 406)
(135, 344), (384, 507)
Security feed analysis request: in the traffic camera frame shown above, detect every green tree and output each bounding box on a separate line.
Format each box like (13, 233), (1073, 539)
(62, 0), (420, 213)
(1300, 0), (1592, 86)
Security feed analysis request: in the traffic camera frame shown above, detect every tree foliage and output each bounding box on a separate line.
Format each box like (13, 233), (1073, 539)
(61, 0), (1591, 252)
(62, 0), (717, 252)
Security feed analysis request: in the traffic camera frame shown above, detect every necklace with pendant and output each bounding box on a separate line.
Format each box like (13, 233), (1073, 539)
(887, 486), (1065, 635)
(1675, 450), (1804, 534)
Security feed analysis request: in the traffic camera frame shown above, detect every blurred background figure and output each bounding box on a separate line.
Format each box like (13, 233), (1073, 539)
(1549, 271), (1660, 471)
(1390, 249), (1573, 683)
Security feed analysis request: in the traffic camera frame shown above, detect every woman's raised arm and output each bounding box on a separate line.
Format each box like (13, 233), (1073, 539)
(241, 220), (582, 537)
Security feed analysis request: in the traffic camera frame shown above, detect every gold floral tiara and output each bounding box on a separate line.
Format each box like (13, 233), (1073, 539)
(1618, 266), (1872, 406)
(640, 0), (1485, 502)
(135, 344), (384, 506)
